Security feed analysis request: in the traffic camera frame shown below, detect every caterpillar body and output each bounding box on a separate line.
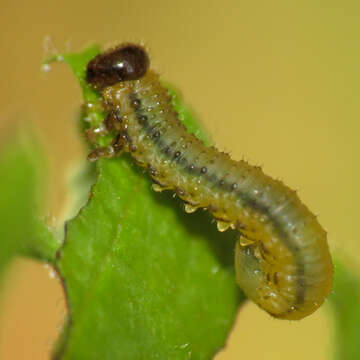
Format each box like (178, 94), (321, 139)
(85, 44), (333, 320)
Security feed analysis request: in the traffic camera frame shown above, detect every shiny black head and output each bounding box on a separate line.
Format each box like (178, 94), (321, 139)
(86, 44), (150, 89)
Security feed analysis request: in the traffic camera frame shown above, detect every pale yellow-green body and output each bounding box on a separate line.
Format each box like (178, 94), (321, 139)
(99, 71), (333, 320)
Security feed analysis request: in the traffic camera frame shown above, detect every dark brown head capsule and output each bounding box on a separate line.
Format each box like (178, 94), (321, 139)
(86, 44), (150, 89)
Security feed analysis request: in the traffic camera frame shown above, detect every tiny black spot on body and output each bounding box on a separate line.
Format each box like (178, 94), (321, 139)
(136, 114), (148, 125)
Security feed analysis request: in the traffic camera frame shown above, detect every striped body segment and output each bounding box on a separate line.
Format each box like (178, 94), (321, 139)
(86, 45), (333, 320)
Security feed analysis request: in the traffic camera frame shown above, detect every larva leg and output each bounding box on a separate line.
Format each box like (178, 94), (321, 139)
(86, 110), (127, 161)
(87, 130), (130, 161)
(85, 111), (122, 144)
(151, 182), (173, 193)
(87, 145), (115, 161)
(84, 125), (107, 144)
(103, 110), (122, 132)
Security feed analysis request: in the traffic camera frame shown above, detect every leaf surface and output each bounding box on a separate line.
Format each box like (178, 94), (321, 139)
(329, 260), (360, 360)
(52, 46), (245, 359)
(0, 133), (58, 285)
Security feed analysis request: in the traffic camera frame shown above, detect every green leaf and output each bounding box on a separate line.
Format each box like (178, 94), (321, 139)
(23, 217), (60, 264)
(0, 133), (58, 285)
(328, 260), (360, 360)
(53, 46), (245, 359)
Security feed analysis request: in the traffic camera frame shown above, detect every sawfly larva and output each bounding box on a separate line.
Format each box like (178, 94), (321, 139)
(85, 44), (333, 320)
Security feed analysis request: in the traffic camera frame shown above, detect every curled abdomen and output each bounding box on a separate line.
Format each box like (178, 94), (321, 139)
(234, 186), (333, 319)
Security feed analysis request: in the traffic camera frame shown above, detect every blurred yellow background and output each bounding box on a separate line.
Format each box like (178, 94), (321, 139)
(1, 0), (359, 358)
